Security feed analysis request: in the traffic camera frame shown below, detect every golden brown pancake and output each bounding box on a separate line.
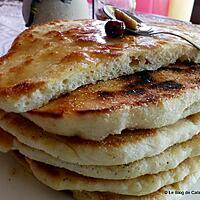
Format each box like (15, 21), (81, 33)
(12, 152), (200, 200)
(1, 110), (200, 166)
(24, 156), (200, 196)
(72, 168), (200, 200)
(0, 17), (199, 113)
(24, 64), (200, 140)
(1, 126), (200, 180)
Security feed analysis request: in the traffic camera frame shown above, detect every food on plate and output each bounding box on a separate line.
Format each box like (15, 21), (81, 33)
(0, 13), (200, 200)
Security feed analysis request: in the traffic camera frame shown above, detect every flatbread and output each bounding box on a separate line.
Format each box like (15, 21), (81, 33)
(1, 127), (199, 180)
(72, 170), (200, 200)
(12, 134), (200, 180)
(12, 151), (200, 200)
(0, 18), (200, 113)
(1, 110), (200, 165)
(24, 64), (200, 140)
(1, 126), (200, 180)
(25, 156), (200, 196)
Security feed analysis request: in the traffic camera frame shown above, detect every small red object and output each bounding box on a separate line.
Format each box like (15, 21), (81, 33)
(105, 20), (126, 38)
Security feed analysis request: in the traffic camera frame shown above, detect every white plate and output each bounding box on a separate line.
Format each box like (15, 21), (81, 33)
(0, 152), (200, 200)
(0, 2), (200, 199)
(0, 152), (73, 200)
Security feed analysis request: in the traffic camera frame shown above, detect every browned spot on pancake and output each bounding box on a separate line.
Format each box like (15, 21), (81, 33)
(86, 44), (124, 57)
(97, 72), (152, 97)
(120, 71), (153, 85)
(61, 52), (88, 63)
(62, 21), (108, 47)
(9, 58), (33, 73)
(25, 33), (34, 41)
(144, 59), (151, 64)
(124, 88), (146, 95)
(150, 81), (183, 90)
(122, 72), (181, 93)
(0, 81), (45, 96)
(119, 75), (134, 81)
(136, 71), (153, 85)
(47, 52), (57, 57)
(126, 83), (137, 89)
(175, 60), (195, 67)
(0, 72), (4, 77)
(43, 42), (51, 48)
(30, 110), (64, 118)
(24, 57), (33, 65)
(44, 30), (61, 37)
(62, 28), (82, 37)
(76, 36), (102, 44)
(62, 25), (100, 38)
(98, 91), (114, 99)
(75, 108), (113, 115)
(94, 44), (126, 52)
(14, 32), (37, 46)
(44, 30), (65, 40)
(90, 50), (122, 58)
(130, 58), (140, 66)
(166, 66), (183, 72)
(49, 21), (57, 25)
(105, 44), (125, 49)
(6, 31), (39, 57)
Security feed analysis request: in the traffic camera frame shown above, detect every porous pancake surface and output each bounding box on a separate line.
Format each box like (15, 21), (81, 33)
(12, 151), (200, 200)
(25, 64), (200, 140)
(73, 170), (200, 200)
(25, 156), (200, 196)
(12, 134), (200, 180)
(0, 110), (200, 166)
(0, 17), (200, 113)
(1, 126), (200, 180)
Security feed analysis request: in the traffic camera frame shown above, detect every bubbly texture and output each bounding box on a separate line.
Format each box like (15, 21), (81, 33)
(12, 151), (200, 200)
(0, 17), (200, 112)
(1, 110), (200, 165)
(25, 156), (200, 196)
(1, 126), (200, 180)
(73, 170), (200, 200)
(25, 64), (200, 140)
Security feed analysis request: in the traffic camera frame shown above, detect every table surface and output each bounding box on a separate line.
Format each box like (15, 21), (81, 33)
(0, 1), (200, 200)
(0, 152), (73, 200)
(0, 0), (25, 56)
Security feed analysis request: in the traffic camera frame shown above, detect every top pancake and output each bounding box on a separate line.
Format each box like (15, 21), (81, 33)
(0, 16), (200, 112)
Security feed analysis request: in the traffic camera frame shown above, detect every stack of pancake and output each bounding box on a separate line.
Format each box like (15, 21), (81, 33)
(0, 16), (200, 200)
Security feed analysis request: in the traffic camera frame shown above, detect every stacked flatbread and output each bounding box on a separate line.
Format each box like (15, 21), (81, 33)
(0, 15), (200, 200)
